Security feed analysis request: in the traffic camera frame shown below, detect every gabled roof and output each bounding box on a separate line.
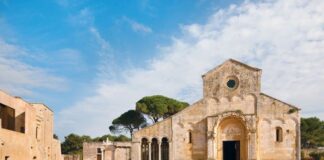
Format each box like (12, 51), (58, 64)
(260, 92), (301, 110)
(202, 59), (261, 77)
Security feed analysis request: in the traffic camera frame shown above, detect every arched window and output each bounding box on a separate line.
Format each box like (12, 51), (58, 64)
(141, 138), (149, 160)
(151, 138), (159, 160)
(161, 137), (169, 160)
(276, 127), (283, 142)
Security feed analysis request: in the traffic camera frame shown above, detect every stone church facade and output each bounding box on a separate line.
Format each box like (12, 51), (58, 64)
(131, 59), (301, 160)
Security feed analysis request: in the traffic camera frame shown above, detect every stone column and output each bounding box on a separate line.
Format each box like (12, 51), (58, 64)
(248, 132), (257, 160)
(149, 142), (151, 160)
(169, 141), (172, 160)
(112, 146), (116, 160)
(158, 140), (161, 160)
(138, 142), (141, 160)
(100, 148), (105, 160)
(246, 116), (257, 160)
(132, 142), (141, 160)
(207, 131), (215, 160)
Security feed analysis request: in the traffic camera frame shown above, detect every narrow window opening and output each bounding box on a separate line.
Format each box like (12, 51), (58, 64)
(36, 127), (39, 139)
(0, 103), (15, 131)
(276, 127), (283, 142)
(97, 148), (102, 160)
(189, 131), (192, 144)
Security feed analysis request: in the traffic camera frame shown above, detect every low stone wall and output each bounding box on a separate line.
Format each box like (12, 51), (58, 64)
(302, 148), (324, 159)
(63, 154), (81, 160)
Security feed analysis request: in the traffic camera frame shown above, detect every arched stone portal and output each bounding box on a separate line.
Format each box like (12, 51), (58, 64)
(216, 117), (248, 160)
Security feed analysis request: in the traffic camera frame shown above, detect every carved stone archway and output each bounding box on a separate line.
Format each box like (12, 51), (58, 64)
(216, 117), (248, 160)
(207, 112), (257, 160)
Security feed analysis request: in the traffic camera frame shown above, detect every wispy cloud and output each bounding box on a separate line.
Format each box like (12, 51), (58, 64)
(0, 39), (66, 96)
(68, 8), (94, 26)
(124, 17), (153, 33)
(57, 0), (324, 137)
(56, 0), (86, 8)
(89, 27), (117, 79)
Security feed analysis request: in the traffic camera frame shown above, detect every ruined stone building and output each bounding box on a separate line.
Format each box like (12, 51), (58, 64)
(131, 59), (301, 160)
(0, 90), (62, 160)
(83, 139), (131, 160)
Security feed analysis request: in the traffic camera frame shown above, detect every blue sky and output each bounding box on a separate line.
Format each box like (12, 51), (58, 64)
(0, 0), (240, 110)
(1, 0), (324, 139)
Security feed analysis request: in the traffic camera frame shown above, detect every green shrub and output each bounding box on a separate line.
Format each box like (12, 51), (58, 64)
(301, 151), (305, 159)
(309, 151), (324, 160)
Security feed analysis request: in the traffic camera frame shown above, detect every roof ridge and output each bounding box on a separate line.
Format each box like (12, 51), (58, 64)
(260, 92), (300, 110)
(202, 58), (261, 77)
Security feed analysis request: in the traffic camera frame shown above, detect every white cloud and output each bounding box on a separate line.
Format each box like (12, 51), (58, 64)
(57, 0), (324, 137)
(0, 39), (66, 96)
(124, 17), (153, 33)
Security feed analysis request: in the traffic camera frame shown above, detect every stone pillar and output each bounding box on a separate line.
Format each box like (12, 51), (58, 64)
(132, 142), (141, 160)
(149, 142), (151, 160)
(169, 141), (172, 160)
(248, 132), (257, 160)
(207, 131), (215, 160)
(158, 140), (161, 160)
(112, 146), (116, 160)
(139, 143), (142, 160)
(101, 148), (105, 160)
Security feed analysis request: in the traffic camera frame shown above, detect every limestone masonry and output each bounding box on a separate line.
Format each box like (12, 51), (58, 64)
(0, 90), (62, 160)
(74, 59), (302, 160)
(131, 59), (300, 160)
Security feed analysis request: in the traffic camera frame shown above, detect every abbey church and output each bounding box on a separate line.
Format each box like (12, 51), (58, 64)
(130, 59), (301, 160)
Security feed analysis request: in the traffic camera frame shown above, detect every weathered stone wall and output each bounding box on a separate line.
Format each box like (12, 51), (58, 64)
(133, 118), (172, 141)
(171, 100), (207, 160)
(83, 141), (131, 160)
(258, 94), (300, 160)
(202, 60), (261, 98)
(83, 142), (103, 160)
(0, 90), (62, 160)
(62, 154), (81, 160)
(130, 59), (300, 160)
(132, 118), (172, 159)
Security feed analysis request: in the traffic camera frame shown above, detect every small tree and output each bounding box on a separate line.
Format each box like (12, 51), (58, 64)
(109, 110), (147, 136)
(309, 151), (324, 160)
(53, 134), (59, 140)
(61, 134), (91, 155)
(136, 95), (189, 123)
(92, 134), (131, 142)
(301, 117), (324, 148)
